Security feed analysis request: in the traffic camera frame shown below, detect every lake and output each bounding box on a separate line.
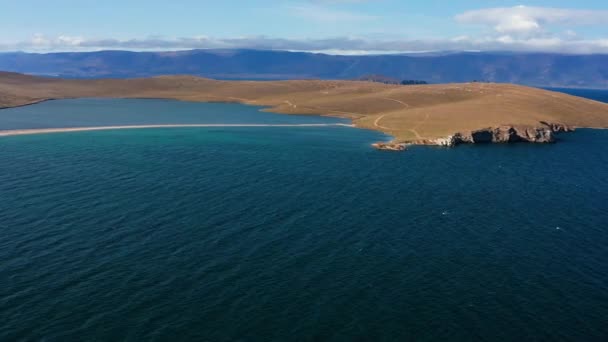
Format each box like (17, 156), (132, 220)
(1, 90), (607, 341)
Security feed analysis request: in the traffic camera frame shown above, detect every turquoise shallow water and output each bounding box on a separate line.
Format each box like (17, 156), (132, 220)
(1, 92), (608, 341)
(0, 98), (348, 130)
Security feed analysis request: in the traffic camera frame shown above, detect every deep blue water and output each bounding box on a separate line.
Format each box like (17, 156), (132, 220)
(1, 91), (608, 341)
(546, 88), (608, 103)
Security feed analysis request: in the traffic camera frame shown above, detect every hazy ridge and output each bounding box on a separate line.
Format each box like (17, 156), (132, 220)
(1, 49), (608, 88)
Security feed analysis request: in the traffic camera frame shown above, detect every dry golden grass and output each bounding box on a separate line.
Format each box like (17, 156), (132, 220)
(1, 72), (607, 142)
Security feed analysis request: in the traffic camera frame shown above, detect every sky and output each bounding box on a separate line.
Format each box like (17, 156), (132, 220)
(1, 0), (608, 54)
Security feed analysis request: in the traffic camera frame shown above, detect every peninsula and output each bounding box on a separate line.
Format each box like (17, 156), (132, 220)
(1, 71), (608, 147)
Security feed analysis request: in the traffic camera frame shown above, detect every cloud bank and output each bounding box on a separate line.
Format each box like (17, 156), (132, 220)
(2, 6), (607, 54)
(3, 34), (608, 55)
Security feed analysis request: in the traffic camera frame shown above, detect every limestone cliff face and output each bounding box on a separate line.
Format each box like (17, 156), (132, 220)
(419, 122), (574, 147)
(460, 126), (555, 144)
(539, 122), (575, 133)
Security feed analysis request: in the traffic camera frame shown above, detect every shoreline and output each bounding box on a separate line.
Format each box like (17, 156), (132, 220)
(1, 100), (603, 150)
(0, 96), (399, 146)
(1, 73), (607, 148)
(0, 98), (55, 110)
(0, 123), (355, 137)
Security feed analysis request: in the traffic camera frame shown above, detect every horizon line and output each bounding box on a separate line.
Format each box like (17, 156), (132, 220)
(3, 48), (608, 57)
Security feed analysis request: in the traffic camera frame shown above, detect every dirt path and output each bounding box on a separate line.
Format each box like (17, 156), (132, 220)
(382, 98), (410, 108)
(409, 109), (431, 139)
(371, 97), (430, 140)
(373, 98), (411, 131)
(408, 127), (422, 140)
(373, 114), (392, 130)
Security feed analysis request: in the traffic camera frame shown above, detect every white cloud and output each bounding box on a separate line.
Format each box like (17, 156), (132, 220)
(31, 34), (48, 46)
(456, 6), (608, 36)
(57, 35), (85, 46)
(495, 14), (540, 34)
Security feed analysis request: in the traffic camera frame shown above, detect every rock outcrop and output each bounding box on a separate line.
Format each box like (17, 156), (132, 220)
(372, 142), (408, 151)
(416, 122), (575, 147)
(540, 121), (575, 133)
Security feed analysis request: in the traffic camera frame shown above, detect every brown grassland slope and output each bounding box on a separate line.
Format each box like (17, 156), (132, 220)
(1, 72), (608, 143)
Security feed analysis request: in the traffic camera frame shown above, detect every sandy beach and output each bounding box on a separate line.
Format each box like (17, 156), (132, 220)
(0, 123), (354, 137)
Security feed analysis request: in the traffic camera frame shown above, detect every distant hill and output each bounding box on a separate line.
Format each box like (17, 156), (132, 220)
(1, 49), (607, 88)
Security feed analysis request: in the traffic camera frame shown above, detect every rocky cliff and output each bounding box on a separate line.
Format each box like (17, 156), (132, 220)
(415, 122), (574, 147)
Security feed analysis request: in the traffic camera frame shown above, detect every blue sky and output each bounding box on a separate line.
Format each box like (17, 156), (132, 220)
(2, 0), (608, 53)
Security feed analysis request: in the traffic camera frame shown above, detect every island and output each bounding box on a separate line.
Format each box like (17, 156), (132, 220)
(1, 71), (608, 149)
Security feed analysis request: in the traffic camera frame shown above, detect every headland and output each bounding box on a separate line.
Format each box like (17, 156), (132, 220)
(1, 72), (608, 148)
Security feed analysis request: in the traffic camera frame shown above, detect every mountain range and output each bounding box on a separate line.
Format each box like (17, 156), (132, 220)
(1, 49), (607, 88)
